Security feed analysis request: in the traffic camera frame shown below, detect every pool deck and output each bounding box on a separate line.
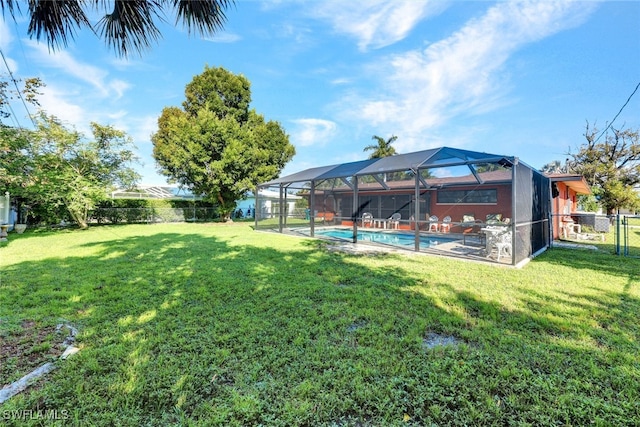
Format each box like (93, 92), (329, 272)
(283, 225), (513, 266)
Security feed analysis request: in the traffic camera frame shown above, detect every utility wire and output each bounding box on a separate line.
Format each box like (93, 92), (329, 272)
(594, 81), (640, 143)
(0, 47), (36, 128)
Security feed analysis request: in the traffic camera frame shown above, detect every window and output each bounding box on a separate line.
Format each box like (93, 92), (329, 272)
(437, 189), (497, 204)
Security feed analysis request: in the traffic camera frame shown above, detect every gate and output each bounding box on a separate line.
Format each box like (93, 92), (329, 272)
(616, 215), (640, 257)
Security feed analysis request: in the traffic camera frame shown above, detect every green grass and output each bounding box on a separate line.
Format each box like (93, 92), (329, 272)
(1, 223), (639, 426)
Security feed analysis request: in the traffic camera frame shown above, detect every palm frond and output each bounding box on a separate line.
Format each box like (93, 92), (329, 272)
(0, 0), (21, 16)
(96, 0), (163, 57)
(26, 0), (92, 51)
(172, 0), (234, 36)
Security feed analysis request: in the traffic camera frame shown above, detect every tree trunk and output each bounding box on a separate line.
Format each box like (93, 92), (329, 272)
(217, 192), (233, 222)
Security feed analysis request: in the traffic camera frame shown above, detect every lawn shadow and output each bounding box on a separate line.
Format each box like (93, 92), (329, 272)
(1, 225), (638, 425)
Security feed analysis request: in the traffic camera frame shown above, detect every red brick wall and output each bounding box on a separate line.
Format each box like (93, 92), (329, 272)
(427, 184), (512, 225)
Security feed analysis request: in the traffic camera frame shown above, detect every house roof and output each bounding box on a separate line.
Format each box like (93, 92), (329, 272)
(314, 170), (513, 194)
(546, 174), (591, 195)
(261, 146), (516, 187)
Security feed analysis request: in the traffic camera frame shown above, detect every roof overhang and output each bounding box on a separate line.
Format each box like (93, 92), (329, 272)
(547, 174), (591, 195)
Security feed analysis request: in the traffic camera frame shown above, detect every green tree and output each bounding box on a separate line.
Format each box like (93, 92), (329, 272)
(540, 160), (565, 174)
(152, 66), (294, 221)
(568, 123), (640, 214)
(0, 126), (34, 224)
(364, 135), (398, 159)
(1, 76), (43, 124)
(22, 114), (140, 228)
(1, 0), (233, 57)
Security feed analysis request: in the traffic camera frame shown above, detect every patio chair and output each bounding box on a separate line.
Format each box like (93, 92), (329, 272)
(361, 212), (373, 228)
(440, 215), (452, 233)
(387, 213), (401, 229)
(486, 213), (503, 225)
(461, 214), (485, 245)
(493, 230), (512, 262)
(428, 215), (439, 232)
(461, 213), (476, 225)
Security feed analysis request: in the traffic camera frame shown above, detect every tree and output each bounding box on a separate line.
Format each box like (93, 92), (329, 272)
(0, 125), (32, 199)
(21, 114), (140, 228)
(568, 123), (640, 214)
(1, 0), (234, 57)
(1, 76), (43, 124)
(540, 160), (565, 174)
(152, 66), (294, 221)
(364, 135), (398, 159)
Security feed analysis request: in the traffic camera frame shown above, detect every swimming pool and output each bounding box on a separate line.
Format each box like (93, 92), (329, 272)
(314, 228), (458, 249)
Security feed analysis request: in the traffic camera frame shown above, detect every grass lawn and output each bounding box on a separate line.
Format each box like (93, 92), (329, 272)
(0, 223), (638, 426)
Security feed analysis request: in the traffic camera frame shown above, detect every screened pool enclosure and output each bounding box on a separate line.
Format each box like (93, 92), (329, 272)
(256, 147), (551, 266)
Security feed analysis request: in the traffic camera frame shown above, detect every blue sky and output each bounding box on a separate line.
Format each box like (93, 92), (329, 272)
(1, 1), (639, 185)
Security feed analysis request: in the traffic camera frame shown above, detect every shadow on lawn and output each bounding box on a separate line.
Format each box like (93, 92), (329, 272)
(1, 227), (638, 425)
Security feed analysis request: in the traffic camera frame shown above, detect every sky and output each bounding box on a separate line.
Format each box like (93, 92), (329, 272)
(1, 0), (639, 186)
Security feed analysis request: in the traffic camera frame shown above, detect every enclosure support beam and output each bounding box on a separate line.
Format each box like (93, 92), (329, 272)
(283, 190), (288, 228)
(414, 173), (420, 252)
(511, 162), (517, 266)
(254, 186), (259, 230)
(352, 178), (358, 243)
(372, 174), (390, 190)
(310, 181), (315, 237)
(340, 177), (354, 190)
(279, 185), (284, 233)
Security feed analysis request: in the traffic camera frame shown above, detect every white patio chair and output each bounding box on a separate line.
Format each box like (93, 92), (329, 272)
(428, 215), (439, 232)
(361, 212), (373, 227)
(387, 213), (401, 229)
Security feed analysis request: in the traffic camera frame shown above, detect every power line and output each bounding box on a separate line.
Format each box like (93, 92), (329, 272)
(594, 81), (640, 143)
(0, 47), (36, 127)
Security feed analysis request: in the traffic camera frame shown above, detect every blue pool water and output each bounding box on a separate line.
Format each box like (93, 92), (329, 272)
(314, 228), (458, 249)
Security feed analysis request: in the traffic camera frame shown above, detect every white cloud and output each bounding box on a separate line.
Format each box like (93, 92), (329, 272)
(37, 84), (90, 131)
(0, 19), (13, 52)
(203, 32), (242, 43)
(290, 118), (337, 147)
(26, 41), (129, 98)
(312, 0), (448, 50)
(341, 1), (597, 151)
(0, 20), (20, 73)
(127, 115), (158, 146)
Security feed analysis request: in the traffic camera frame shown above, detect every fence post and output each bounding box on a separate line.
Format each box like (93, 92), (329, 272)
(623, 215), (628, 257)
(615, 214), (620, 255)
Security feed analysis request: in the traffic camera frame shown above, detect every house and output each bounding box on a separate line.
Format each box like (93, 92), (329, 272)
(546, 174), (592, 239)
(237, 190), (301, 218)
(258, 147), (551, 266)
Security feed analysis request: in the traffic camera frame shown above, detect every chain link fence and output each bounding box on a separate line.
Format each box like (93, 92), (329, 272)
(617, 215), (640, 257)
(553, 213), (640, 257)
(90, 207), (220, 224)
(83, 208), (639, 257)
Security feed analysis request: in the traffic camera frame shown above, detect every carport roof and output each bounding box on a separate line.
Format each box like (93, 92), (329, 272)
(260, 146), (514, 187)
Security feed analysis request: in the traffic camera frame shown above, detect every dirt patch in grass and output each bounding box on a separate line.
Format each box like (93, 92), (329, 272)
(0, 320), (69, 386)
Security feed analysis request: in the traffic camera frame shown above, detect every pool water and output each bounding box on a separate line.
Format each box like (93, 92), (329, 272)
(314, 228), (458, 249)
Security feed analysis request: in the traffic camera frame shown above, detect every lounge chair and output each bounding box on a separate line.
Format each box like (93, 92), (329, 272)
(461, 214), (485, 245)
(486, 213), (503, 225)
(387, 213), (401, 229)
(428, 215), (439, 232)
(315, 211), (335, 224)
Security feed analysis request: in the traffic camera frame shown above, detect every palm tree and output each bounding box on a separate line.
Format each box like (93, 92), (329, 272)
(0, 0), (234, 57)
(364, 135), (398, 159)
